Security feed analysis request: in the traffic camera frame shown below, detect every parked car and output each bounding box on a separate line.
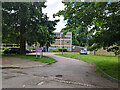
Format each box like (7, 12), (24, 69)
(26, 49), (33, 53)
(32, 49), (36, 52)
(4, 48), (33, 54)
(80, 50), (87, 55)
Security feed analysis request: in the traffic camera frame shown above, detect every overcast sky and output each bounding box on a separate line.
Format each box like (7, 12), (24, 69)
(42, 0), (66, 32)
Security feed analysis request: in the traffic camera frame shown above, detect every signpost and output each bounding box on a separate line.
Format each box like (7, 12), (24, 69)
(35, 48), (42, 58)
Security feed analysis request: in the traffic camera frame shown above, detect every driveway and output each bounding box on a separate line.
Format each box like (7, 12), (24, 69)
(2, 56), (46, 68)
(2, 52), (118, 88)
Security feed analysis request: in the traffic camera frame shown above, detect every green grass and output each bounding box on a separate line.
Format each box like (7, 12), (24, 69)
(0, 50), (4, 53)
(28, 46), (36, 50)
(2, 54), (56, 63)
(4, 46), (20, 50)
(56, 53), (119, 80)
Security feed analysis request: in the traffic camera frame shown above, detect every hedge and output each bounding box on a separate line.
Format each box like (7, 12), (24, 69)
(58, 48), (67, 52)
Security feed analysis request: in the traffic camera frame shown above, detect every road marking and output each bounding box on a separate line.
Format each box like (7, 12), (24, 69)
(37, 81), (45, 85)
(3, 70), (100, 87)
(22, 85), (26, 88)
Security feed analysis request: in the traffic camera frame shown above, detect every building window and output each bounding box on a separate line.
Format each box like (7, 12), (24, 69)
(65, 40), (71, 43)
(56, 39), (60, 41)
(53, 41), (56, 43)
(65, 34), (71, 37)
(65, 46), (70, 49)
(51, 46), (56, 49)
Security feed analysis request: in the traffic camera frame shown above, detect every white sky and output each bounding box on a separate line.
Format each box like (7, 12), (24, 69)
(42, 0), (66, 32)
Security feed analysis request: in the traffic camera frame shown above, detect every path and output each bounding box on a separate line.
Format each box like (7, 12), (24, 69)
(2, 56), (46, 68)
(2, 52), (118, 88)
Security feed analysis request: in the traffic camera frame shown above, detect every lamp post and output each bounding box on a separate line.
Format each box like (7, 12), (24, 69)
(62, 36), (64, 55)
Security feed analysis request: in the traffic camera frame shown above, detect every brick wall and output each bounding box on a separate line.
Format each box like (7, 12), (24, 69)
(95, 48), (115, 56)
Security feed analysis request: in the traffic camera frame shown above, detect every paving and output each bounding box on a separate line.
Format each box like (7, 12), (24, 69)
(2, 52), (118, 88)
(2, 56), (46, 68)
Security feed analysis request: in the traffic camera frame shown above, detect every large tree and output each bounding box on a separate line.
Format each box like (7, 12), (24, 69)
(54, 2), (95, 47)
(2, 2), (59, 54)
(2, 2), (46, 54)
(55, 2), (120, 55)
(85, 2), (120, 55)
(36, 14), (59, 51)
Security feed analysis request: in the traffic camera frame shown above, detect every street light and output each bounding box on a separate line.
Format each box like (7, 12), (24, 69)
(62, 36), (64, 55)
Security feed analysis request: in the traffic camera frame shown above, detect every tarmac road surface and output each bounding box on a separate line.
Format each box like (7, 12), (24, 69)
(2, 52), (118, 88)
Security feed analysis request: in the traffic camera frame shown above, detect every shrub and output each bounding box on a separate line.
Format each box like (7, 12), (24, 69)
(58, 48), (67, 52)
(48, 50), (59, 52)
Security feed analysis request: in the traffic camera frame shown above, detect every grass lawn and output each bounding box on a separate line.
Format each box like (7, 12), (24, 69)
(0, 50), (4, 53)
(48, 50), (60, 52)
(56, 53), (119, 80)
(2, 54), (56, 63)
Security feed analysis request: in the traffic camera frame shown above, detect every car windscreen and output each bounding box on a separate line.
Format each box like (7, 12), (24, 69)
(81, 50), (87, 53)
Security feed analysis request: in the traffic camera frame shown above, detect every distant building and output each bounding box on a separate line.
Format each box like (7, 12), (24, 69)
(49, 32), (72, 51)
(71, 46), (84, 52)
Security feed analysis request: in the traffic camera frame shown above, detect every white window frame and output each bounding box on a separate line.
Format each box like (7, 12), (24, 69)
(50, 46), (56, 49)
(65, 46), (71, 49)
(65, 40), (71, 43)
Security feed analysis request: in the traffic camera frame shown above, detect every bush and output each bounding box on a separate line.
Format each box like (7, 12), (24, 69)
(48, 50), (59, 52)
(87, 45), (99, 51)
(87, 47), (93, 51)
(58, 48), (67, 52)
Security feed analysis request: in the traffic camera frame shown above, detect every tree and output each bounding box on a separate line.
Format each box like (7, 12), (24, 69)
(45, 19), (59, 51)
(36, 14), (59, 51)
(2, 2), (46, 54)
(54, 2), (95, 47)
(2, 2), (59, 54)
(87, 2), (120, 55)
(55, 2), (120, 55)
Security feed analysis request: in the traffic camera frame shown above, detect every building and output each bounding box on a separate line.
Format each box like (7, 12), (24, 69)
(49, 32), (72, 51)
(72, 46), (84, 52)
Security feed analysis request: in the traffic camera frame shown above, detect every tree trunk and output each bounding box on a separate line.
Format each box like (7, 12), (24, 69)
(47, 45), (49, 52)
(20, 22), (26, 55)
(20, 40), (26, 54)
(46, 43), (50, 52)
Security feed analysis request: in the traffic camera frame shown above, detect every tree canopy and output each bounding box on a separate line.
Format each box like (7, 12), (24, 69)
(2, 2), (59, 54)
(54, 2), (120, 55)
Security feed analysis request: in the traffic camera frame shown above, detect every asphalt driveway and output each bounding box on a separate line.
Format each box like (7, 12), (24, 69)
(2, 56), (46, 68)
(2, 52), (118, 88)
